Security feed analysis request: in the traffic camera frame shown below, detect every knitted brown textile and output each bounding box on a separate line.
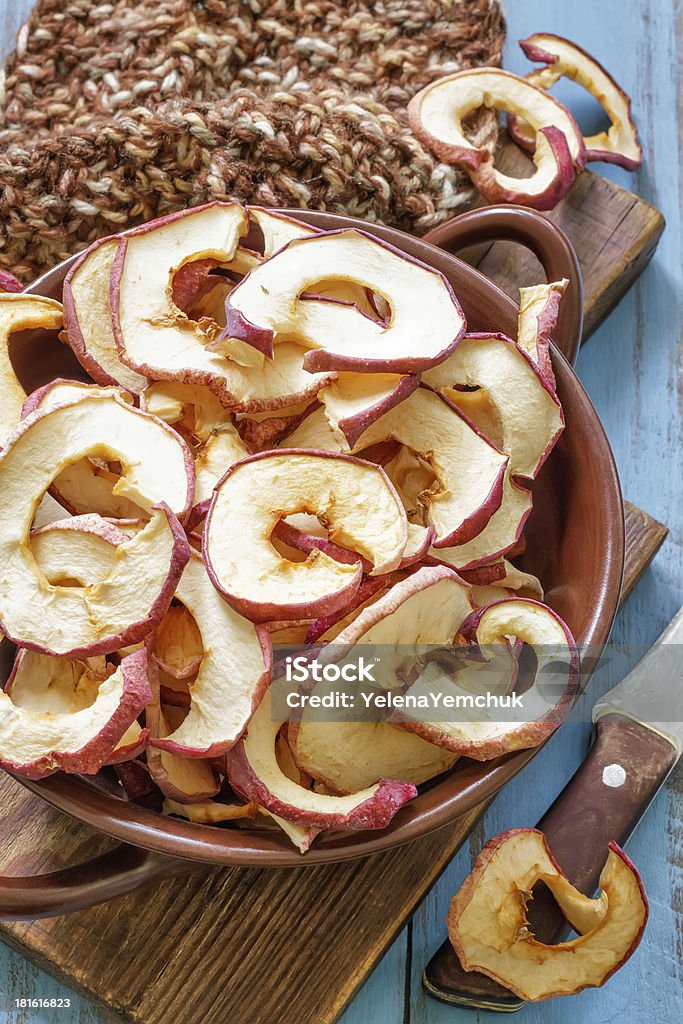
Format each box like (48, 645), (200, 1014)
(0, 0), (504, 280)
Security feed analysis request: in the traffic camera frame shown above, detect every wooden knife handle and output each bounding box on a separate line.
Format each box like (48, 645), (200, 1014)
(424, 714), (678, 1011)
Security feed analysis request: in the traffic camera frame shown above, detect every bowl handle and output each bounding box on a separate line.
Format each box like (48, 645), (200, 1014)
(424, 205), (584, 366)
(0, 844), (194, 921)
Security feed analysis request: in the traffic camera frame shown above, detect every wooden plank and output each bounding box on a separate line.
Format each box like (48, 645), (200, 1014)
(0, 504), (666, 1024)
(621, 501), (668, 602)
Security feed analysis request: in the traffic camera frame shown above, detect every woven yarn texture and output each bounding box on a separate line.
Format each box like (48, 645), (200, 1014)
(0, 0), (504, 280)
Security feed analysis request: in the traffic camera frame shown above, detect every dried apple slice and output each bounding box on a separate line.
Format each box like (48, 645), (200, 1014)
(204, 450), (408, 623)
(149, 550), (271, 757)
(225, 689), (416, 830)
(23, 380), (153, 519)
(142, 380), (250, 516)
(21, 385), (193, 520)
(0, 648), (151, 779)
(249, 207), (317, 255)
(304, 576), (392, 644)
(164, 798), (257, 823)
(401, 598), (577, 759)
(448, 828), (648, 1001)
(153, 604), (203, 680)
(63, 236), (147, 393)
(517, 280), (567, 390)
(289, 709), (457, 793)
(423, 333), (563, 567)
(225, 229), (466, 372)
(349, 388), (508, 548)
(408, 69), (584, 210)
(319, 372), (419, 448)
(31, 514), (130, 585)
(0, 294), (63, 443)
(110, 201), (327, 409)
(146, 668), (220, 802)
(330, 565), (473, 652)
(5, 649), (149, 764)
(510, 35), (642, 169)
(236, 399), (317, 450)
(0, 395), (192, 655)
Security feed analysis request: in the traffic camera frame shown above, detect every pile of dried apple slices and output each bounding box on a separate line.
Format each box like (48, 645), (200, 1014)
(0, 201), (578, 853)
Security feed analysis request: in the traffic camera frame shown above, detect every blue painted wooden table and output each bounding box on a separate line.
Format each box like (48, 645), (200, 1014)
(0, 1), (681, 1022)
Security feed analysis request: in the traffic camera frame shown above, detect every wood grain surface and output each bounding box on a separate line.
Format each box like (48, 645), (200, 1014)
(0, 2), (681, 1024)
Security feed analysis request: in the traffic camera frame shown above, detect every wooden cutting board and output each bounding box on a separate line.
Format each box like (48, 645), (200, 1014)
(0, 160), (667, 1024)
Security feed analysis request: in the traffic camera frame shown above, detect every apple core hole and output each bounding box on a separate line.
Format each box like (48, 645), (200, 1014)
(526, 878), (581, 942)
(536, 76), (611, 142)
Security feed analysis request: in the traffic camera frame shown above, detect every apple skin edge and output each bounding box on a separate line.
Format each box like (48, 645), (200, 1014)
(0, 648), (152, 780)
(510, 34), (643, 170)
(227, 743), (418, 831)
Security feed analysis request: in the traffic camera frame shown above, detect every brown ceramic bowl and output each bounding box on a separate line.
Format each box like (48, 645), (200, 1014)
(0, 206), (624, 918)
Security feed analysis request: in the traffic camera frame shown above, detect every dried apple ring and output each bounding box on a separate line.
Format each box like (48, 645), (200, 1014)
(6, 649), (149, 765)
(517, 279), (568, 391)
(510, 34), (642, 169)
(225, 689), (417, 831)
(408, 69), (585, 210)
(329, 388), (509, 548)
(31, 514), (131, 586)
(448, 828), (648, 1001)
(225, 229), (466, 372)
(204, 449), (408, 623)
(112, 208), (335, 412)
(0, 648), (151, 779)
(63, 235), (147, 394)
(150, 550), (272, 758)
(23, 379), (144, 519)
(0, 294), (63, 443)
(423, 331), (563, 568)
(0, 394), (193, 656)
(401, 598), (578, 759)
(110, 201), (334, 411)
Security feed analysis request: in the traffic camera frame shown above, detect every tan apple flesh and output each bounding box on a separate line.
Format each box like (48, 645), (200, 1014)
(448, 828), (648, 1001)
(204, 450), (408, 622)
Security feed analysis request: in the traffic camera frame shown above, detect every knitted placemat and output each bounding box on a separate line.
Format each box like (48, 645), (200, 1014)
(0, 0), (504, 280)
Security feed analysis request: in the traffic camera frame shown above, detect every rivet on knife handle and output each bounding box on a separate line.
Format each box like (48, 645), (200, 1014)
(423, 713), (678, 1012)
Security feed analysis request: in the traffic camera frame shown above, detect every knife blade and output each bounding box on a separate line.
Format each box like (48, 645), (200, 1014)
(423, 607), (683, 1012)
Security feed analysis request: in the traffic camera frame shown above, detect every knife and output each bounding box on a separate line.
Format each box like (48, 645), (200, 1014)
(423, 607), (683, 1012)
